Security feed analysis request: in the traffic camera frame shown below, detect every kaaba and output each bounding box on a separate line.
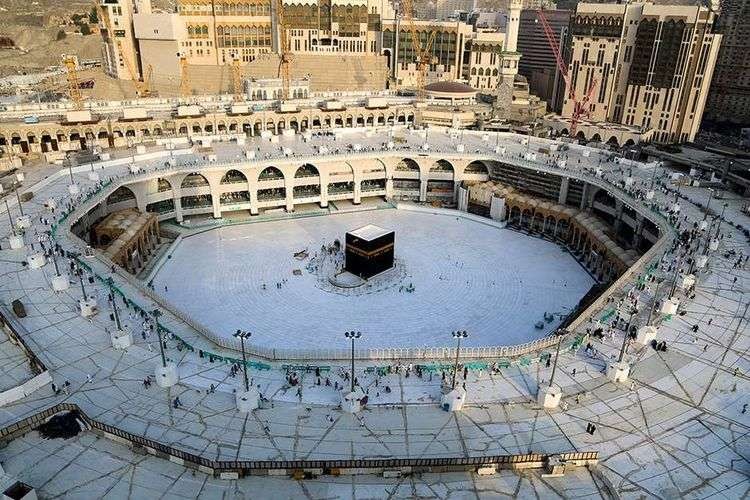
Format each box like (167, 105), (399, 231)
(345, 225), (395, 279)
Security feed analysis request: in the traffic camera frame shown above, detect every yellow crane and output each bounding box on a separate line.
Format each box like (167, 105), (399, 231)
(401, 0), (437, 98)
(96, 3), (153, 98)
(61, 55), (83, 109)
(275, 0), (293, 100)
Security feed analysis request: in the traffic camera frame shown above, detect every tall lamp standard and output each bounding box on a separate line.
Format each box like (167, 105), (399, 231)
(713, 202), (728, 242)
(152, 309), (166, 368)
(13, 182), (25, 217)
(105, 277), (123, 331)
(344, 330), (361, 392)
(4, 199), (17, 236)
(75, 263), (88, 302)
(451, 330), (468, 389)
(618, 307), (637, 363)
(703, 188), (714, 221)
(234, 329), (252, 392)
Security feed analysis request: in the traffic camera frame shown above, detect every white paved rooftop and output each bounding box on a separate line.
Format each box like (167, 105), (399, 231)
(0, 128), (747, 498)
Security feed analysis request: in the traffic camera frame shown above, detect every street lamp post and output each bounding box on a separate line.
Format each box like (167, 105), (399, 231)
(344, 331), (361, 393)
(14, 182), (24, 217)
(646, 280), (661, 325)
(76, 265), (88, 301)
(234, 329), (252, 392)
(548, 333), (563, 388)
(451, 330), (468, 389)
(669, 251), (684, 298)
(703, 188), (714, 221)
(51, 246), (61, 275)
(152, 309), (166, 368)
(4, 200), (16, 236)
(648, 162), (660, 191)
(713, 203), (728, 242)
(105, 277), (122, 331)
(618, 308), (636, 363)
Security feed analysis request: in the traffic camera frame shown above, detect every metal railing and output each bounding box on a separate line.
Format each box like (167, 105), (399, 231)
(0, 309), (47, 375)
(0, 402), (598, 476)
(43, 140), (674, 362)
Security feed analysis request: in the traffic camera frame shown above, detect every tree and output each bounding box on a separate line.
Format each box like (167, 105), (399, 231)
(80, 24), (91, 36)
(89, 7), (98, 24)
(56, 30), (66, 41)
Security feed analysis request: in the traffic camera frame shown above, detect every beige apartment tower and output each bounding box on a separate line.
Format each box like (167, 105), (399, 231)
(562, 2), (721, 143)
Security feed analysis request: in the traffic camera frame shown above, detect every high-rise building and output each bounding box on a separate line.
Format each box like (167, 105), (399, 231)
(705, 0), (750, 125)
(100, 0), (150, 80)
(382, 19), (475, 87)
(100, 0), (532, 94)
(517, 9), (570, 111)
(561, 2), (721, 143)
(103, 0), (396, 74)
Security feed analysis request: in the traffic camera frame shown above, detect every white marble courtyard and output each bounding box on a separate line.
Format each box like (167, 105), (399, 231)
(152, 209), (594, 349)
(0, 129), (747, 498)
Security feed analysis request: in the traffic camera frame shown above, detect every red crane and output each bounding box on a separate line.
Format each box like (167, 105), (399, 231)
(537, 9), (598, 137)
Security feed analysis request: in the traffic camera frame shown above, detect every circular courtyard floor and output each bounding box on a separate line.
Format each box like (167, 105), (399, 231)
(153, 209), (594, 349)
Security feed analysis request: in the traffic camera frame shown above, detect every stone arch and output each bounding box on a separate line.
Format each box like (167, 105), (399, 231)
(576, 130), (587, 141)
(464, 160), (490, 175)
(181, 172), (210, 188)
(508, 205), (522, 224)
(157, 177), (172, 192)
(594, 188), (616, 207)
(107, 185), (136, 205)
(591, 133), (602, 143)
(258, 166), (284, 181)
(624, 139), (635, 147)
(370, 159), (387, 176)
(221, 169), (247, 184)
(607, 136), (619, 147)
(560, 128), (569, 136)
(396, 158), (420, 172)
(545, 214), (557, 234)
(430, 159), (454, 173)
(295, 163), (319, 178)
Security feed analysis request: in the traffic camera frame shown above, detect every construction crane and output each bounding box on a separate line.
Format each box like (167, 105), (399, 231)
(178, 54), (191, 98)
(96, 3), (153, 98)
(230, 56), (244, 101)
(401, 0), (437, 98)
(62, 55), (83, 109)
(275, 0), (293, 100)
(537, 9), (597, 136)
